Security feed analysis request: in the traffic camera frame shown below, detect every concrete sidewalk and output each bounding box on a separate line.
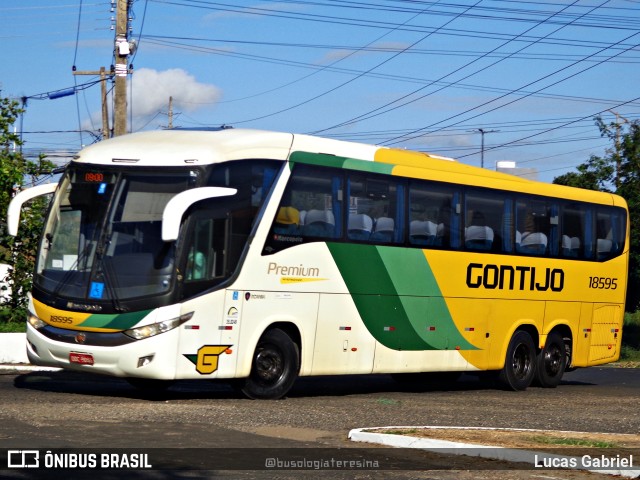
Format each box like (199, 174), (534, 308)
(0, 333), (28, 364)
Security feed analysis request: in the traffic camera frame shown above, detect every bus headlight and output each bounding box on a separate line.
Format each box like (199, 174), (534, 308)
(124, 312), (194, 340)
(28, 313), (47, 330)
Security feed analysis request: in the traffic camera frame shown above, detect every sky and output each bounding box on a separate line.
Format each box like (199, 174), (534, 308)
(2, 0), (640, 183)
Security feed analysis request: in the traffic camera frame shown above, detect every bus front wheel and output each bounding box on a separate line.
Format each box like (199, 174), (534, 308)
(535, 331), (567, 388)
(241, 328), (300, 400)
(499, 330), (536, 391)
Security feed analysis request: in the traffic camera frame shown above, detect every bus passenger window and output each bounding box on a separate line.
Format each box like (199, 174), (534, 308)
(348, 174), (401, 244)
(264, 164), (343, 253)
(409, 181), (455, 248)
(516, 200), (550, 256)
(596, 207), (626, 261)
(464, 192), (505, 252)
(561, 203), (586, 258)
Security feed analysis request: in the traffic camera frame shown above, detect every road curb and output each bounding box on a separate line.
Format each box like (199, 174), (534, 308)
(349, 426), (640, 478)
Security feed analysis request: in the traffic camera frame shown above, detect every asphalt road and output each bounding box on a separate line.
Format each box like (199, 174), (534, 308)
(0, 367), (638, 479)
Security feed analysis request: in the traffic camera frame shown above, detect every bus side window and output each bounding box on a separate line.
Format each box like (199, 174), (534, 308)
(348, 174), (401, 244)
(596, 207), (626, 261)
(408, 181), (456, 248)
(516, 199), (549, 256)
(265, 164), (343, 254)
(561, 202), (586, 258)
(464, 191), (505, 253)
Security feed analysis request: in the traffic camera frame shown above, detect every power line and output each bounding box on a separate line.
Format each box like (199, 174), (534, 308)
(314, 0), (599, 135)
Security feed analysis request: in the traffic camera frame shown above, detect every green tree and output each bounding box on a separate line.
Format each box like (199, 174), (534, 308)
(554, 116), (640, 310)
(0, 95), (55, 323)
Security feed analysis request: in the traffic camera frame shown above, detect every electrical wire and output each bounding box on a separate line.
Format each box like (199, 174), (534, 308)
(222, 0), (463, 125)
(73, 0), (85, 147)
(384, 30), (640, 148)
(312, 0), (595, 135)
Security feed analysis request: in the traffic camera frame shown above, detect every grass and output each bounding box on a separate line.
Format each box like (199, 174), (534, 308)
(0, 321), (26, 333)
(530, 435), (618, 449)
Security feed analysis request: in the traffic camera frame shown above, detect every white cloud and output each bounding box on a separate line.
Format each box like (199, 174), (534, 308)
(130, 68), (221, 117)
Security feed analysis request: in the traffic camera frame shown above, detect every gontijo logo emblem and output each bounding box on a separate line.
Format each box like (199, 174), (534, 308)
(183, 345), (231, 374)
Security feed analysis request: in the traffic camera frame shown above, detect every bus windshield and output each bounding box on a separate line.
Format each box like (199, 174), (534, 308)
(35, 167), (199, 305)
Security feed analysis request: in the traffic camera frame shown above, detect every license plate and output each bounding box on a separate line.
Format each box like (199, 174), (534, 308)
(69, 352), (94, 366)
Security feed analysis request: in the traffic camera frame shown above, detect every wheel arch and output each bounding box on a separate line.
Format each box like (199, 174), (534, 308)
(497, 323), (539, 369)
(545, 323), (574, 368)
(237, 319), (304, 377)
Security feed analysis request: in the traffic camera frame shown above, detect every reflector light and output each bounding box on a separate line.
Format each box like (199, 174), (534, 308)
(428, 326), (436, 331)
(384, 326), (395, 331)
(339, 326), (352, 331)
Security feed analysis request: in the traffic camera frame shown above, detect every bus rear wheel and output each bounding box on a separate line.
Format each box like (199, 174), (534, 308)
(241, 328), (300, 400)
(535, 331), (567, 388)
(499, 330), (536, 391)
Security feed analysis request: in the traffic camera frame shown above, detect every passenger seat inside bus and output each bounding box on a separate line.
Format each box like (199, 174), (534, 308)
(303, 209), (336, 237)
(348, 213), (373, 241)
(517, 231), (547, 255)
(562, 235), (581, 257)
(597, 238), (613, 260)
(410, 220), (438, 246)
(273, 206), (300, 235)
(464, 225), (494, 250)
(370, 217), (395, 243)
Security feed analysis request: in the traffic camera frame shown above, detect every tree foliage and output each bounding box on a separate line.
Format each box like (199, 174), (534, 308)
(0, 95), (55, 322)
(554, 116), (640, 310)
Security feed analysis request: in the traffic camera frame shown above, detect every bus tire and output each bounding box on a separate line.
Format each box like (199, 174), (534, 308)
(499, 330), (536, 391)
(535, 331), (567, 388)
(241, 328), (300, 400)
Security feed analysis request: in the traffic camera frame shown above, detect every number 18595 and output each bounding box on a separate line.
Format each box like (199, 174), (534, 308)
(588, 276), (617, 289)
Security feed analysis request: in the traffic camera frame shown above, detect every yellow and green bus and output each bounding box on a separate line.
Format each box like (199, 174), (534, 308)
(8, 128), (628, 398)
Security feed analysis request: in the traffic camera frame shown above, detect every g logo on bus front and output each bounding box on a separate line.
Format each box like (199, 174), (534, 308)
(185, 345), (231, 375)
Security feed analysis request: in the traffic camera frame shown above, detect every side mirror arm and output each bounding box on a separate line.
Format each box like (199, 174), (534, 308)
(7, 183), (58, 236)
(161, 187), (237, 242)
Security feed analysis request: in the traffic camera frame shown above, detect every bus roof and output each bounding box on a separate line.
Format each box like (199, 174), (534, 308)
(72, 128), (624, 208)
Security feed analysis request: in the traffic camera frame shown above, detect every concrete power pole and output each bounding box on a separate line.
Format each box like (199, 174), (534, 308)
(73, 0), (132, 138)
(114, 0), (131, 136)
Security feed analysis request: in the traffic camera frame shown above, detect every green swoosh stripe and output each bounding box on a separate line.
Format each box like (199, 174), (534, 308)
(78, 309), (153, 330)
(289, 151), (394, 175)
(327, 243), (477, 351)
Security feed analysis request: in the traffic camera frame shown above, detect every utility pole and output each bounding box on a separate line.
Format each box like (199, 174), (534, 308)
(72, 0), (132, 138)
(469, 128), (499, 168)
(72, 67), (111, 139)
(113, 0), (131, 136)
(608, 110), (630, 190)
(168, 96), (174, 129)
